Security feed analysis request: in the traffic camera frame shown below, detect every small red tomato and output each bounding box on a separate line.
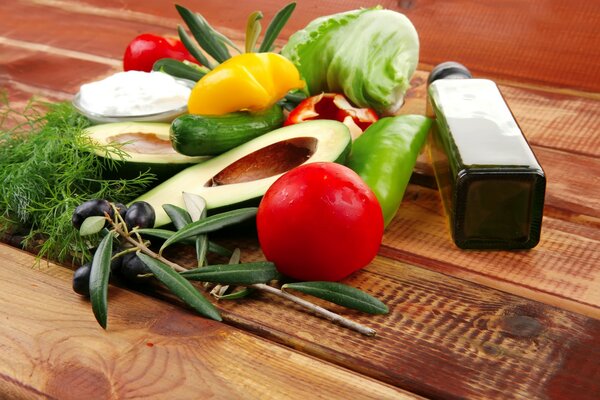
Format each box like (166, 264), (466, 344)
(257, 162), (384, 281)
(123, 33), (198, 72)
(285, 93), (379, 139)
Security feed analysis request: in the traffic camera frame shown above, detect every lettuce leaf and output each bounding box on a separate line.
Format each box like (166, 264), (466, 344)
(282, 8), (419, 115)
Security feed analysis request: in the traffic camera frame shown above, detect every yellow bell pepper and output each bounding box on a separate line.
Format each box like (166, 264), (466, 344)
(188, 53), (305, 115)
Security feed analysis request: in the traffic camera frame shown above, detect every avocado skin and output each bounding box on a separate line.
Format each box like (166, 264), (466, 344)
(98, 157), (196, 183)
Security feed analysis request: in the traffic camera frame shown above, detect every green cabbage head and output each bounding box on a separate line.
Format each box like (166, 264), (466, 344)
(281, 7), (419, 115)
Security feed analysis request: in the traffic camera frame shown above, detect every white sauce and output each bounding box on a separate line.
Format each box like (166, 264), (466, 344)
(78, 71), (191, 116)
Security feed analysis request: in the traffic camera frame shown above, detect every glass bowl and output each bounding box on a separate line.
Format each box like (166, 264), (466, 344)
(72, 93), (189, 124)
(71, 77), (195, 124)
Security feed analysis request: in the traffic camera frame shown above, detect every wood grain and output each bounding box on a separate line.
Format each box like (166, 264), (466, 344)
(163, 238), (600, 400)
(0, 243), (418, 400)
(1, 0), (598, 338)
(1, 1), (600, 399)
(12, 0), (600, 93)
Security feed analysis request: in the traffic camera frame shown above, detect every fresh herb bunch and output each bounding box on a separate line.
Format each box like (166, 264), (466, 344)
(0, 98), (155, 263)
(78, 194), (388, 336)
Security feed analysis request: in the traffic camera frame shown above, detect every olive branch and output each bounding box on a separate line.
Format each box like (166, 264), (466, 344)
(79, 194), (387, 335)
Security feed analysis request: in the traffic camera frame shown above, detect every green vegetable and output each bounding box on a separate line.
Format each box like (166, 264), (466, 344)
(346, 115), (431, 226)
(0, 100), (154, 263)
(136, 120), (351, 226)
(281, 7), (419, 115)
(84, 122), (209, 180)
(170, 104), (284, 156)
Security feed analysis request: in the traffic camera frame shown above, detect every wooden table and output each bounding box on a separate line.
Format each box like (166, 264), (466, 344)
(1, 1), (599, 399)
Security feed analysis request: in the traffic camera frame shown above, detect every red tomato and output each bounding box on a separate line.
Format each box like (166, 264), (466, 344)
(123, 33), (198, 72)
(257, 162), (384, 281)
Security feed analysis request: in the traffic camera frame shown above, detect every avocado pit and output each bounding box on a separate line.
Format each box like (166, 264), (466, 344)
(208, 137), (317, 186)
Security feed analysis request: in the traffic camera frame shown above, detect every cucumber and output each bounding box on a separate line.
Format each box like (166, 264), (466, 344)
(170, 104), (284, 156)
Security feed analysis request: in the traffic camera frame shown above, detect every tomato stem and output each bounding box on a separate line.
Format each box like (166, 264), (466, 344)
(250, 283), (377, 336)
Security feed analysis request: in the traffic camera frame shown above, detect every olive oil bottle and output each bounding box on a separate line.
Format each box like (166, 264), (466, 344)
(427, 62), (546, 249)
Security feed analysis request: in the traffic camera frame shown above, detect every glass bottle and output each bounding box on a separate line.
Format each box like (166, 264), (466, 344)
(427, 62), (546, 249)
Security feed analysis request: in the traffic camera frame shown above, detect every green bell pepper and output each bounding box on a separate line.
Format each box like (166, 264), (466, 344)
(346, 115), (431, 226)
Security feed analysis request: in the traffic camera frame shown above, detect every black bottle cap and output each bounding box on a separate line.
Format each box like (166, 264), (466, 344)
(427, 61), (472, 85)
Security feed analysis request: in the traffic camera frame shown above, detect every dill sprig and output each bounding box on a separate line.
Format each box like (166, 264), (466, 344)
(0, 98), (155, 264)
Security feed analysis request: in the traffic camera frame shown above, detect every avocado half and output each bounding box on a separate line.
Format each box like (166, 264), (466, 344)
(84, 122), (209, 180)
(134, 120), (352, 227)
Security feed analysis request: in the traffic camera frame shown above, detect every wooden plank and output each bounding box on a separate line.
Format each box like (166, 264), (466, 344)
(0, 1), (180, 60)
(27, 0), (600, 92)
(381, 185), (600, 318)
(2, 28), (599, 325)
(163, 238), (600, 400)
(0, 243), (418, 400)
(0, 44), (114, 99)
(3, 2), (598, 156)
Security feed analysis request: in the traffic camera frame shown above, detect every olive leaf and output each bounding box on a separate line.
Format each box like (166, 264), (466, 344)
(195, 235), (209, 268)
(89, 231), (114, 329)
(181, 261), (278, 285)
(177, 25), (214, 69)
(152, 57), (207, 81)
(135, 227), (233, 257)
(206, 241), (233, 258)
(79, 215), (106, 236)
(175, 4), (231, 63)
(216, 287), (255, 300)
(182, 192), (207, 222)
(245, 11), (263, 53)
(136, 252), (222, 321)
(281, 282), (389, 314)
(258, 2), (296, 52)
(163, 204), (192, 230)
(159, 207), (257, 253)
(182, 193), (209, 267)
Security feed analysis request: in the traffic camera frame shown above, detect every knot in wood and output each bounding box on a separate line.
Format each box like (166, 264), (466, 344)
(500, 315), (543, 338)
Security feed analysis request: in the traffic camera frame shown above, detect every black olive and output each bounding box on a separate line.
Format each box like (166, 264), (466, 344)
(119, 252), (151, 281)
(72, 199), (112, 229)
(110, 248), (124, 273)
(113, 203), (128, 222)
(124, 201), (155, 230)
(73, 263), (91, 296)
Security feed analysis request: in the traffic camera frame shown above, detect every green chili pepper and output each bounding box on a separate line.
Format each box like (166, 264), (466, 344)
(346, 115), (432, 226)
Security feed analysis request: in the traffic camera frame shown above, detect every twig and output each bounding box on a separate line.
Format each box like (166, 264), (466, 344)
(106, 210), (376, 336)
(250, 283), (376, 337)
(111, 223), (188, 273)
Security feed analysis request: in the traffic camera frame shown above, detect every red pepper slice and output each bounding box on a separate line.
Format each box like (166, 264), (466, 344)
(285, 93), (379, 139)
